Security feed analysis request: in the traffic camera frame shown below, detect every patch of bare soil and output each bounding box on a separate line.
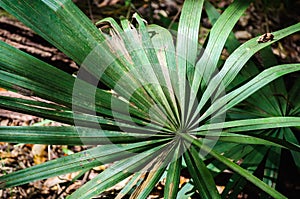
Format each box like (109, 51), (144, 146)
(0, 0), (299, 198)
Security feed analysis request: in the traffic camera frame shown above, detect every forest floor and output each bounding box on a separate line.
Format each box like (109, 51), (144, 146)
(0, 0), (300, 198)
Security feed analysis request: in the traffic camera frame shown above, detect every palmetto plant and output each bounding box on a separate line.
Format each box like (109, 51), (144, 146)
(0, 0), (299, 198)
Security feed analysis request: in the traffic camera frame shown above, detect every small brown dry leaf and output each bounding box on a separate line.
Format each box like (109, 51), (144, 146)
(0, 151), (15, 158)
(235, 30), (252, 40)
(179, 176), (189, 188)
(44, 172), (80, 188)
(93, 165), (107, 171)
(0, 119), (9, 126)
(32, 144), (47, 165)
(66, 181), (82, 193)
(217, 185), (225, 194)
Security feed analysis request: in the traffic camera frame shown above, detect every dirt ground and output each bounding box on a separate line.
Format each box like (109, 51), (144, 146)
(0, 0), (300, 198)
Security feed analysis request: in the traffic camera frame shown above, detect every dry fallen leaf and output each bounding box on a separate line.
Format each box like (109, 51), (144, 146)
(32, 144), (47, 165)
(217, 185), (225, 194)
(44, 172), (80, 188)
(235, 30), (252, 40)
